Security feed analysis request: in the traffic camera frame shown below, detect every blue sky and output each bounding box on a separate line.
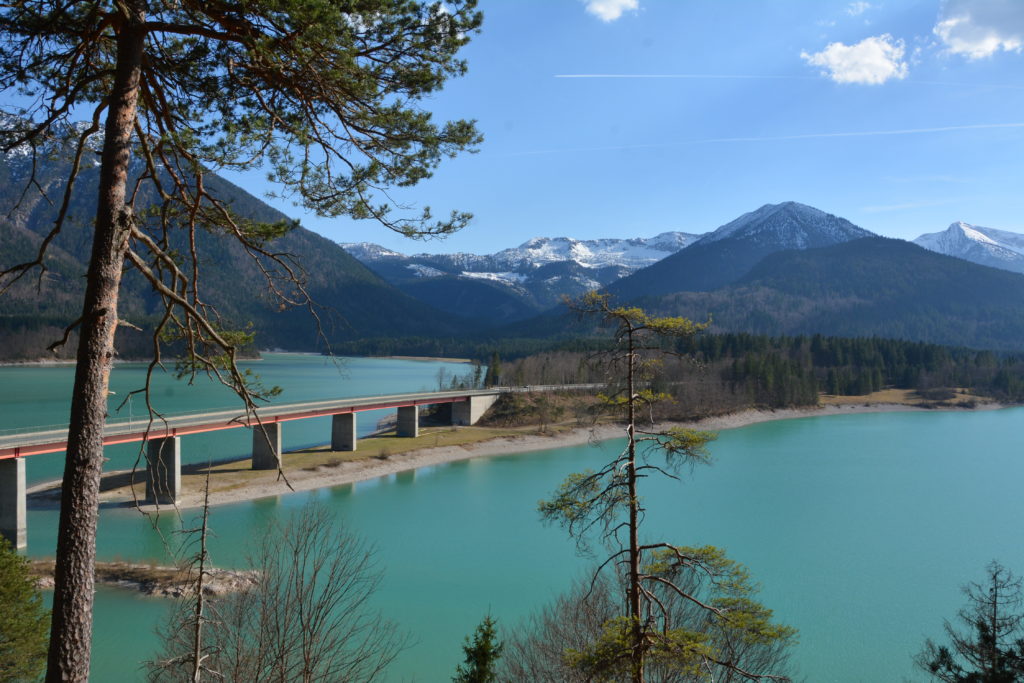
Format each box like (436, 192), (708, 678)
(241, 0), (1024, 255)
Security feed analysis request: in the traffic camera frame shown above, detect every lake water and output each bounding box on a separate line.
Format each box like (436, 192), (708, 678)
(9, 356), (1024, 681)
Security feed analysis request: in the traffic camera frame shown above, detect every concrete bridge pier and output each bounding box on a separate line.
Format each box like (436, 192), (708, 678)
(452, 394), (500, 426)
(331, 413), (357, 451)
(397, 406), (419, 437)
(252, 423), (282, 470)
(146, 436), (181, 505)
(0, 458), (26, 549)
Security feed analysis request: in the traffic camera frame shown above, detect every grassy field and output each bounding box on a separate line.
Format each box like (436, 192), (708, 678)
(818, 387), (988, 407)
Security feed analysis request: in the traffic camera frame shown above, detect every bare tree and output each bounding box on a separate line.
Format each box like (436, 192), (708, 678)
(148, 503), (405, 683)
(538, 292), (795, 682)
(0, 2), (481, 679)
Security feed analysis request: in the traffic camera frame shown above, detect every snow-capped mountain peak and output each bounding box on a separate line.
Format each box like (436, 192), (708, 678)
(697, 201), (873, 248)
(952, 221), (999, 247)
(913, 221), (1024, 274)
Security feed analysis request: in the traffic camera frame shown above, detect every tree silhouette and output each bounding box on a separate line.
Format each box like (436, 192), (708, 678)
(917, 561), (1024, 682)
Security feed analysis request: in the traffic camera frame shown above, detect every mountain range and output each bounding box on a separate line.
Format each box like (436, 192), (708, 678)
(345, 202), (1024, 350)
(5, 127), (1024, 358)
(340, 232), (700, 324)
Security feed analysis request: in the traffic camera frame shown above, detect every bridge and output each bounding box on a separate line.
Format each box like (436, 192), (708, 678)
(0, 388), (505, 548)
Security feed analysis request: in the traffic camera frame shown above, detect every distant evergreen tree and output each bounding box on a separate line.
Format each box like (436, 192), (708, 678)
(483, 352), (502, 387)
(453, 616), (503, 683)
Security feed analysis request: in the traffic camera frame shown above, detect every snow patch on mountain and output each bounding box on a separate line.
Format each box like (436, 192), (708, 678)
(1, 116), (107, 166)
(339, 231), (700, 312)
(460, 271), (528, 285)
(341, 231), (700, 275)
(494, 232), (699, 270)
(406, 263), (445, 278)
(914, 221), (1024, 274)
(341, 242), (405, 260)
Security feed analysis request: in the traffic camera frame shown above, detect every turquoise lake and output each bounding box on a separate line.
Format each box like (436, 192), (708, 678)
(7, 355), (1024, 681)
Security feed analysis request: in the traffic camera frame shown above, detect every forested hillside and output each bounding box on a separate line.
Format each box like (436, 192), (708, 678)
(0, 142), (470, 360)
(642, 237), (1024, 351)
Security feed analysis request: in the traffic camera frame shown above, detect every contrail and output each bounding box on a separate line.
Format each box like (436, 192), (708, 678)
(554, 73), (810, 80)
(554, 74), (1024, 89)
(505, 122), (1024, 157)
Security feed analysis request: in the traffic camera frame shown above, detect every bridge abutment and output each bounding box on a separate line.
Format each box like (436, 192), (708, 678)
(252, 423), (282, 470)
(397, 406), (419, 437)
(146, 437), (181, 505)
(0, 458), (26, 549)
(331, 413), (357, 451)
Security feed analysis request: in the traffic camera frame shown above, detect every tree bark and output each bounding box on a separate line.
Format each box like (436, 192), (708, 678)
(46, 4), (146, 680)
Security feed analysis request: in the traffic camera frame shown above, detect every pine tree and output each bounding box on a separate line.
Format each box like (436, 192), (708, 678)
(539, 292), (795, 682)
(483, 352), (502, 387)
(0, 537), (50, 682)
(0, 3), (482, 680)
(453, 615), (503, 683)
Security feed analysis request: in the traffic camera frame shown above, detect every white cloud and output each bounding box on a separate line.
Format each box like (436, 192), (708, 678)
(801, 34), (909, 84)
(583, 0), (638, 22)
(847, 2), (872, 16)
(934, 0), (1024, 59)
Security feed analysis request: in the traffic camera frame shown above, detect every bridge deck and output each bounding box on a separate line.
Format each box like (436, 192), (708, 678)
(0, 389), (502, 459)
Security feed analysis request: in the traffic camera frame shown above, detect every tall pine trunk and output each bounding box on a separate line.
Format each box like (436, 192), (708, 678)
(45, 4), (146, 680)
(627, 330), (644, 683)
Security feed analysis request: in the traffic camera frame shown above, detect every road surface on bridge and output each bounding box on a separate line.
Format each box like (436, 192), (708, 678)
(0, 388), (508, 459)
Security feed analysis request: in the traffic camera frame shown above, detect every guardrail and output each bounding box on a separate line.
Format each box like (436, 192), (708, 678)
(0, 384), (614, 458)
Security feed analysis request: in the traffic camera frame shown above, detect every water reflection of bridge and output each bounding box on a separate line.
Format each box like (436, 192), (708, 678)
(0, 389), (503, 547)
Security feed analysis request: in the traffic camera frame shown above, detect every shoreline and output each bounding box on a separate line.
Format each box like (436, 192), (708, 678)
(29, 400), (999, 513)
